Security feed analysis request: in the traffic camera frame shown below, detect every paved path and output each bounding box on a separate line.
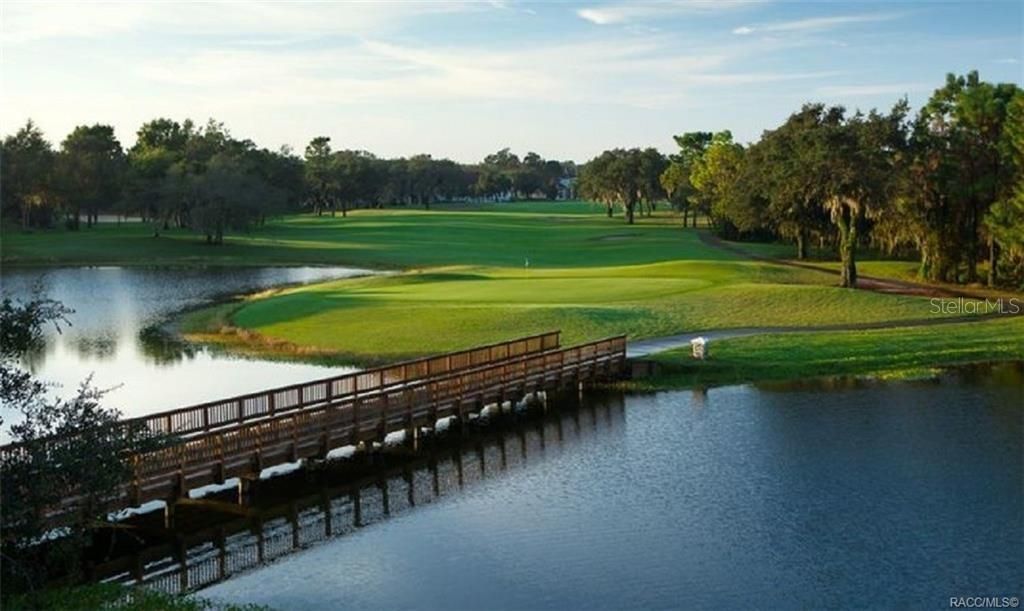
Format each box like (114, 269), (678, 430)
(626, 315), (1002, 358)
(698, 232), (981, 298)
(627, 232), (1020, 359)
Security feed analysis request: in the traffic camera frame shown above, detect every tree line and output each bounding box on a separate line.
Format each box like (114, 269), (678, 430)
(579, 71), (1023, 288)
(3, 70), (1021, 287)
(1, 120), (576, 243)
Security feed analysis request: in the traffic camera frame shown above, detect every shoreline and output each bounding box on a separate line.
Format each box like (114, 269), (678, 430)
(174, 276), (1024, 391)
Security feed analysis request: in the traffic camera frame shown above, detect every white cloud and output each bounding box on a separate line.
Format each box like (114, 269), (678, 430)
(130, 36), (739, 110)
(732, 12), (902, 36)
(0, 1), (476, 45)
(578, 0), (761, 25)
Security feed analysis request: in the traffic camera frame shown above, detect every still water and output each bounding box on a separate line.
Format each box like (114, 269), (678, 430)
(205, 366), (1023, 610)
(0, 266), (368, 437)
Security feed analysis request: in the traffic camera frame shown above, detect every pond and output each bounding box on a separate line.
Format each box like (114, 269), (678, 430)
(202, 364), (1023, 610)
(0, 266), (369, 439)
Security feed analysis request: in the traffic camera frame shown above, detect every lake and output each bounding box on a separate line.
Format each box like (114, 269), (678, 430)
(2, 267), (1020, 608)
(0, 266), (369, 439)
(201, 364), (1023, 610)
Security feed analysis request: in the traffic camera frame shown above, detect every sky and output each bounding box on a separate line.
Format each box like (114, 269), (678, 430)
(1, 0), (1021, 163)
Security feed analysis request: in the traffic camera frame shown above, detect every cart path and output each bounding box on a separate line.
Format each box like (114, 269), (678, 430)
(626, 314), (1004, 358)
(628, 233), (1020, 358)
(697, 232), (993, 298)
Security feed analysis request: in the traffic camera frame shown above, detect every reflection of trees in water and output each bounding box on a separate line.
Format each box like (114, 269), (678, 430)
(72, 335), (119, 359)
(138, 325), (199, 365)
(91, 392), (626, 594)
(755, 361), (1024, 394)
(19, 341), (54, 372)
(18, 324), (202, 368)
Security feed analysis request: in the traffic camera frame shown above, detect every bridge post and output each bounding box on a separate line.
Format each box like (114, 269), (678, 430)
(349, 397), (361, 446)
(174, 443), (187, 499)
(320, 408), (332, 459)
(378, 393), (389, 441)
(405, 392), (415, 447)
(130, 455), (141, 507)
(289, 417), (299, 463)
(216, 436), (226, 484)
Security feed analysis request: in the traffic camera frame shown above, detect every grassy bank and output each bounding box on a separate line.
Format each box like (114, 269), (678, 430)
(190, 260), (979, 363)
(629, 316), (1024, 390)
(1, 201), (723, 269)
(7, 202), (1018, 381)
(146, 205), (986, 364)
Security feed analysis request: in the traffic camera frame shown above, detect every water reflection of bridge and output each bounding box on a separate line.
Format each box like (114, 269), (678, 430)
(93, 392), (627, 595)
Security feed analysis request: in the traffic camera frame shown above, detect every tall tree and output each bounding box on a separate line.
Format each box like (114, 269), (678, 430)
(579, 148), (656, 224)
(123, 118), (188, 235)
(905, 72), (1021, 283)
(1, 120), (56, 229)
(818, 103), (908, 287)
(984, 90), (1024, 285)
(751, 106), (834, 259)
(689, 131), (745, 236)
(58, 124), (125, 229)
(333, 149), (380, 215)
(637, 148), (668, 216)
(304, 136), (335, 216)
(660, 131), (712, 227)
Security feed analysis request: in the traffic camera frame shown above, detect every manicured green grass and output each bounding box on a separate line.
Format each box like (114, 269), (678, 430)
(197, 258), (979, 363)
(1, 202), (728, 269)
(633, 316), (1024, 389)
(8, 202), (1016, 378)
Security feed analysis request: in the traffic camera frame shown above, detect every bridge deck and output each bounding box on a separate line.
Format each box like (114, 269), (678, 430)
(3, 332), (626, 522)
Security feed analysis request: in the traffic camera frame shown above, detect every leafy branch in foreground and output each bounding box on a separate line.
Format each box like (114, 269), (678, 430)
(0, 295), (169, 598)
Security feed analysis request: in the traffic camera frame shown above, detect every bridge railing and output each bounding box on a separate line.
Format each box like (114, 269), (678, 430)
(131, 335), (626, 487)
(0, 331), (561, 462)
(134, 330), (560, 438)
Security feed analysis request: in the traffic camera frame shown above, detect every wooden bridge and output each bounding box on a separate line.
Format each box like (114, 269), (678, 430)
(1, 332), (626, 521)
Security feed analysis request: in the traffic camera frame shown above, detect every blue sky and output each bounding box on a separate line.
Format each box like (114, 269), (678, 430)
(1, 0), (1021, 162)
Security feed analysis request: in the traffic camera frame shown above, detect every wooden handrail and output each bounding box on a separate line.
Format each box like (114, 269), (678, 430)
(13, 334), (626, 521)
(0, 331), (560, 456)
(133, 335), (625, 481)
